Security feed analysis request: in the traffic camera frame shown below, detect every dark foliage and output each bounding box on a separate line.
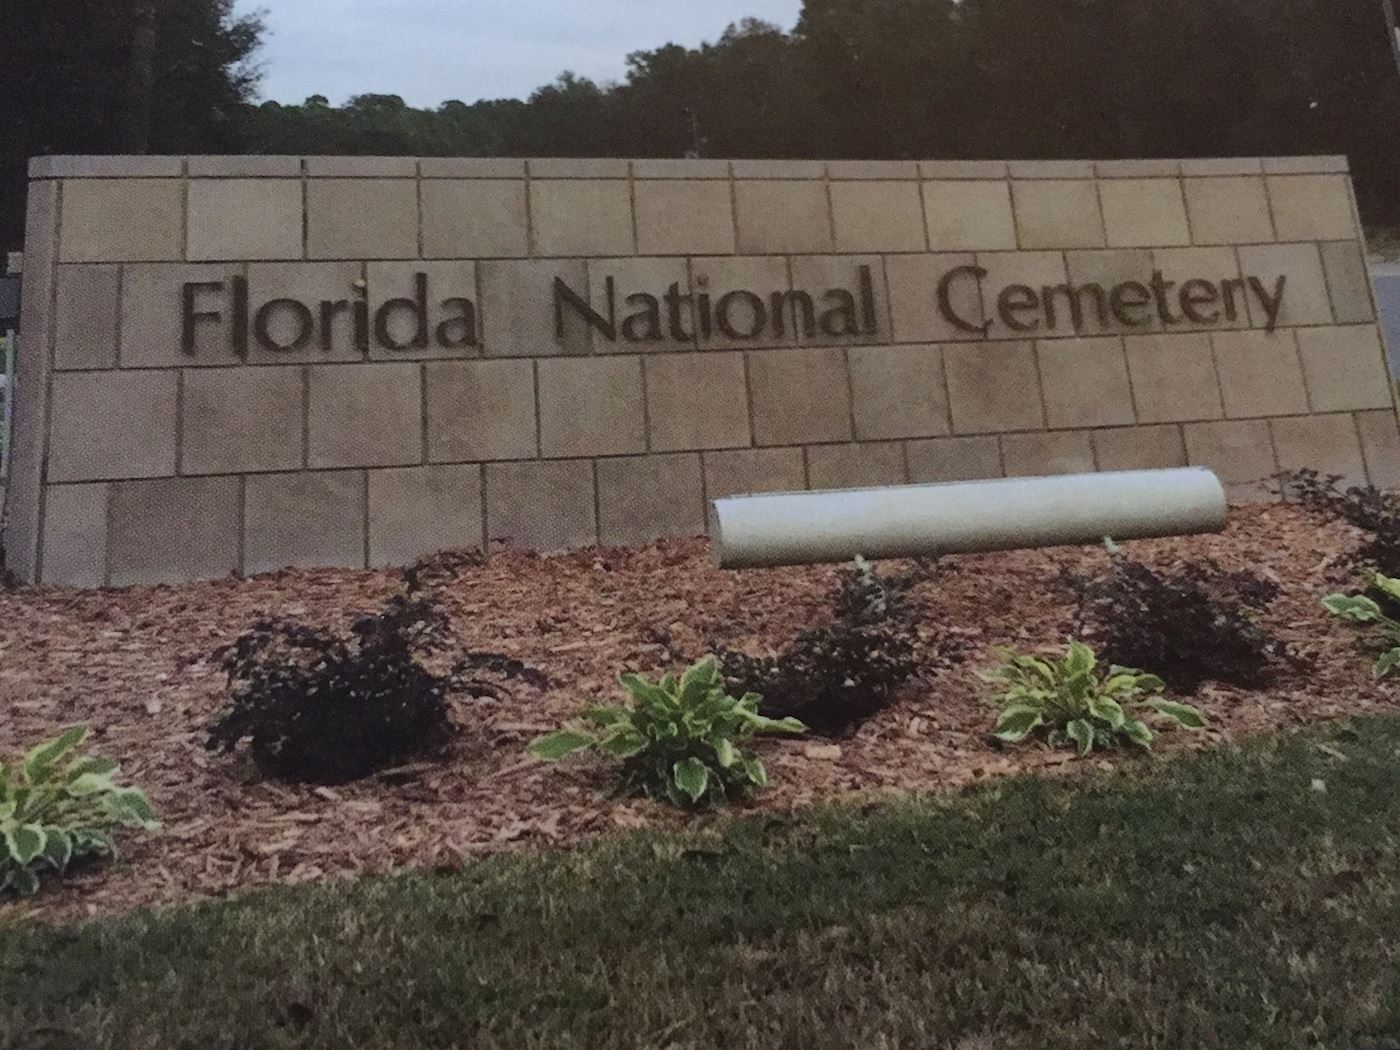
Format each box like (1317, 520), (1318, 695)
(717, 557), (931, 736)
(206, 592), (545, 785)
(1066, 550), (1289, 693)
(1280, 470), (1400, 581)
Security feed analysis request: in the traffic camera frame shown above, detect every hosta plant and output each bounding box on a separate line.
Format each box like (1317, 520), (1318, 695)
(982, 641), (1206, 756)
(2, 726), (159, 897)
(1323, 573), (1400, 678)
(530, 656), (805, 807)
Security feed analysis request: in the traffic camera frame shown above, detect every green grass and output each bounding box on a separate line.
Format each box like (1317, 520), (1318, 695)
(6, 719), (1400, 1050)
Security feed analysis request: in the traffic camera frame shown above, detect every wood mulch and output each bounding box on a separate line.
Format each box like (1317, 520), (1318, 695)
(2, 502), (1395, 923)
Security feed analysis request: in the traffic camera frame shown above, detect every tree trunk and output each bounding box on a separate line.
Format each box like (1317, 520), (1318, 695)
(118, 0), (159, 153)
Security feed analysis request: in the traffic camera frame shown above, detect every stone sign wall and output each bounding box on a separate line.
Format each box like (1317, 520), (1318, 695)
(11, 154), (1397, 586)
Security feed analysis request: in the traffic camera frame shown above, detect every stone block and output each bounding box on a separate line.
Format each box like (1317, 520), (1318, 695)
(1181, 158), (1263, 176)
(1098, 178), (1191, 247)
(1295, 326), (1393, 413)
(40, 484), (108, 587)
(922, 181), (1017, 252)
(587, 257), (695, 351)
(886, 253), (984, 342)
(1266, 175), (1358, 241)
(631, 159), (730, 179)
(1182, 177), (1275, 245)
(108, 476), (242, 586)
(1095, 159), (1182, 177)
(421, 179), (529, 259)
(1123, 332), (1224, 423)
(1001, 431), (1095, 477)
(54, 265), (120, 369)
(7, 181), (58, 582)
(645, 352), (751, 451)
(703, 447), (806, 500)
(943, 340), (1044, 433)
(306, 179), (418, 260)
(1271, 414), (1367, 489)
(731, 159), (826, 179)
(1036, 336), (1136, 429)
(829, 181), (926, 253)
(33, 156), (184, 179)
(368, 464), (484, 568)
(119, 263), (243, 367)
(187, 179), (303, 261)
(480, 259), (591, 357)
(1211, 330), (1309, 419)
(1183, 419), (1278, 498)
(306, 157), (416, 177)
(733, 180), (833, 255)
(597, 454), (706, 545)
(747, 346), (852, 446)
(828, 160), (920, 180)
(1319, 241), (1376, 324)
(425, 358), (537, 461)
(789, 255), (889, 345)
(244, 471), (366, 573)
(1008, 160), (1096, 179)
(307, 363), (423, 468)
(690, 256), (795, 351)
(1150, 247), (1251, 331)
(181, 367), (305, 475)
(1356, 409), (1400, 489)
(48, 370), (178, 481)
(1064, 249), (1160, 335)
(537, 356), (645, 457)
(1011, 180), (1105, 249)
(848, 344), (949, 440)
(528, 158), (629, 179)
(241, 262), (367, 362)
(906, 435), (1002, 482)
(419, 157), (526, 179)
(187, 156), (302, 178)
(633, 180), (735, 256)
(366, 260), (478, 359)
(919, 161), (1008, 179)
(977, 252), (1070, 340)
(1263, 156), (1349, 175)
(59, 179), (184, 262)
(1092, 424), (1187, 472)
(530, 180), (634, 256)
(485, 460), (597, 551)
(806, 442), (907, 490)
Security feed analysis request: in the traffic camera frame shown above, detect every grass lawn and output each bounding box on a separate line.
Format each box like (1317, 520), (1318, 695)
(6, 716), (1400, 1050)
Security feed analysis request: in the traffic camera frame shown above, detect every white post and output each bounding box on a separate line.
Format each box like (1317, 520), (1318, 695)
(712, 468), (1228, 569)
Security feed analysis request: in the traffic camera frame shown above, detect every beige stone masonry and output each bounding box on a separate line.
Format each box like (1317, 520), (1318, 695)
(596, 454), (706, 545)
(13, 153), (1395, 583)
(485, 460), (597, 551)
(421, 180), (529, 259)
(905, 435), (1003, 483)
(807, 442), (907, 490)
(108, 476), (241, 586)
(634, 181), (735, 256)
(187, 179), (303, 261)
(245, 471), (367, 573)
(368, 465), (484, 568)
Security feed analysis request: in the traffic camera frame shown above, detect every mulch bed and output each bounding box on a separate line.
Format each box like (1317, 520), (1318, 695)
(2, 502), (1395, 922)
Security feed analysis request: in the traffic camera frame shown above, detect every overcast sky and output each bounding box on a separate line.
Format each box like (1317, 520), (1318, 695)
(235, 0), (805, 108)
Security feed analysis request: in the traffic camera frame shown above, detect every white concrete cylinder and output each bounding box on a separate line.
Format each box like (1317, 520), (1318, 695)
(712, 468), (1227, 569)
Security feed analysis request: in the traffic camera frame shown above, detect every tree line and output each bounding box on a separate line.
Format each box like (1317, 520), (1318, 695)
(5, 0), (1399, 255)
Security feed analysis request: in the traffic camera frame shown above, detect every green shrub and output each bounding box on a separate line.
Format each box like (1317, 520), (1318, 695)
(530, 656), (805, 807)
(982, 641), (1206, 756)
(1, 726), (159, 897)
(1323, 573), (1400, 678)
